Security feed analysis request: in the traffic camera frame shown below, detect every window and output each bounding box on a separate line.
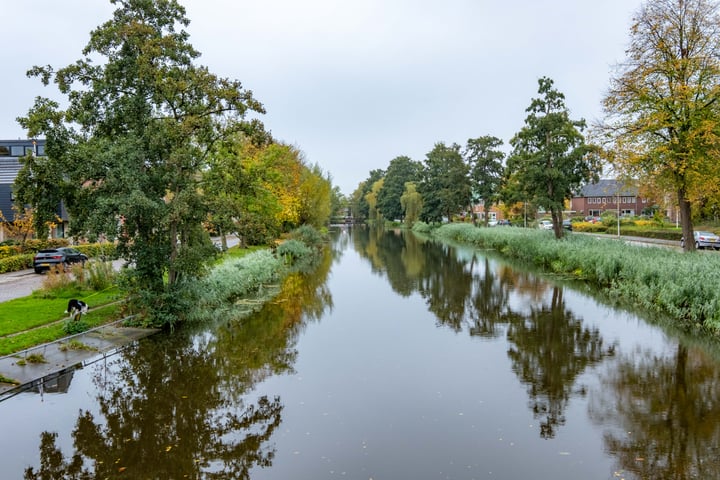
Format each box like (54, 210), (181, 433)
(10, 146), (26, 156)
(37, 144), (45, 156)
(621, 209), (634, 216)
(0, 146), (9, 156)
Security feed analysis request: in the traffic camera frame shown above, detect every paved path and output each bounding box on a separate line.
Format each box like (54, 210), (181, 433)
(0, 320), (159, 400)
(0, 268), (41, 303)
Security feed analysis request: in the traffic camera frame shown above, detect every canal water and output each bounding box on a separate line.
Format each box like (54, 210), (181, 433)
(2, 226), (720, 479)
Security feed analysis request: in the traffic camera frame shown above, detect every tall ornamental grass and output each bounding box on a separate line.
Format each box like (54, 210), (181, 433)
(192, 249), (283, 314)
(432, 223), (720, 333)
(184, 225), (327, 323)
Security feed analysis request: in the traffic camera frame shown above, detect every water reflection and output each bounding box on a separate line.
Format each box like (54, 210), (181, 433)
(23, 245), (335, 479)
(590, 343), (720, 479)
(16, 227), (720, 479)
(506, 286), (612, 438)
(353, 227), (614, 439)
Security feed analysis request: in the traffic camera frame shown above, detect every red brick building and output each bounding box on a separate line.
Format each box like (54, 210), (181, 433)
(571, 179), (651, 218)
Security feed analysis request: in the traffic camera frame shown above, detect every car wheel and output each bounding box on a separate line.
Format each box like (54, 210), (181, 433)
(695, 241), (701, 250)
(34, 268), (43, 274)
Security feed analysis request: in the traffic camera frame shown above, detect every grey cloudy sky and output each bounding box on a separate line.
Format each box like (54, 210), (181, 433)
(2, 0), (644, 195)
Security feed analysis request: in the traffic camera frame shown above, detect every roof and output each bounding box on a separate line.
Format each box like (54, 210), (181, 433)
(578, 179), (638, 197)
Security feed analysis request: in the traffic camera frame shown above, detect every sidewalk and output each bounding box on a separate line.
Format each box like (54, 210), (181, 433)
(0, 319), (159, 400)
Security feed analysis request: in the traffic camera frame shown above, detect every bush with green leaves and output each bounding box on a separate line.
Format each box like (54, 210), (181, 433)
(287, 224), (325, 249)
(63, 318), (90, 335)
(184, 249), (283, 323)
(411, 221), (433, 234)
(276, 239), (311, 263)
(0, 253), (33, 273)
(433, 222), (720, 334)
(84, 260), (118, 291)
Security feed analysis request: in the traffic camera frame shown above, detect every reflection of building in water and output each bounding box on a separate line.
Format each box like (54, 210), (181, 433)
(30, 369), (75, 395)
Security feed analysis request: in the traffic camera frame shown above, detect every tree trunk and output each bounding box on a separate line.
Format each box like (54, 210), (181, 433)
(678, 185), (694, 252)
(168, 220), (178, 286)
(551, 208), (563, 239)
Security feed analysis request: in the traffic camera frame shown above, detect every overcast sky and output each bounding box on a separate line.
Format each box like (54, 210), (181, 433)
(2, 0), (644, 195)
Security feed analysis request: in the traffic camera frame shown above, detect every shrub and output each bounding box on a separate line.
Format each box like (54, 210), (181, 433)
(412, 221), (433, 234)
(63, 318), (90, 335)
(571, 221), (608, 233)
(287, 225), (325, 249)
(39, 267), (74, 295)
(0, 244), (23, 259)
(189, 249), (283, 320)
(0, 253), (33, 273)
(74, 242), (117, 260)
(276, 239), (311, 263)
(84, 260), (117, 291)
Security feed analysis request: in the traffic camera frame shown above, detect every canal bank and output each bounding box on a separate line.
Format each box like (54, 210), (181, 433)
(0, 319), (159, 400)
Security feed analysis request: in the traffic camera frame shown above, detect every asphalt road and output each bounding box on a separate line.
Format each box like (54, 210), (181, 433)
(0, 268), (40, 303)
(0, 236), (238, 304)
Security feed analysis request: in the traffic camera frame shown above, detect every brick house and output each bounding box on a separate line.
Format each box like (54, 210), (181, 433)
(570, 179), (652, 218)
(471, 203), (507, 222)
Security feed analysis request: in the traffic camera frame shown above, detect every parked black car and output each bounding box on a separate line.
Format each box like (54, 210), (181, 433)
(33, 247), (89, 273)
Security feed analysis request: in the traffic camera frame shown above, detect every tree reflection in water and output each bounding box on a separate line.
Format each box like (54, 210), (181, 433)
(354, 227), (614, 439)
(590, 343), (720, 479)
(24, 246), (335, 479)
(506, 286), (613, 438)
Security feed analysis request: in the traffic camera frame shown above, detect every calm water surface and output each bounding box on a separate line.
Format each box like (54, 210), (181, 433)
(2, 226), (720, 479)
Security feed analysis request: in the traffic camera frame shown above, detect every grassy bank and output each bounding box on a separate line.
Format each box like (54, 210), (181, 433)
(0, 227), (327, 356)
(425, 222), (720, 334)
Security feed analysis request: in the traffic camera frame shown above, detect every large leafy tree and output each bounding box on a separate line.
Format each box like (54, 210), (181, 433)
(365, 178), (385, 222)
(376, 155), (421, 222)
(204, 136), (282, 249)
(400, 182), (423, 227)
(600, 0), (720, 251)
(507, 77), (599, 238)
(298, 162), (333, 228)
(16, 0), (264, 321)
(464, 136), (505, 225)
(350, 169), (385, 222)
(418, 142), (471, 223)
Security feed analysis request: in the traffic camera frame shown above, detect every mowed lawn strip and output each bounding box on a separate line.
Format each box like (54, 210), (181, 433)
(0, 289), (121, 337)
(0, 301), (123, 356)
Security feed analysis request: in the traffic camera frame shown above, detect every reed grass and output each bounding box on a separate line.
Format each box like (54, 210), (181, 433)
(431, 223), (720, 334)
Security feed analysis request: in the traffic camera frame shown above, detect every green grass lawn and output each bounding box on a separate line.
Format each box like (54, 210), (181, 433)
(0, 243), (263, 356)
(0, 287), (124, 356)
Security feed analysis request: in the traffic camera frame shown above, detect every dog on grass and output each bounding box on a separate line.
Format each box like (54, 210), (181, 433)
(65, 299), (89, 320)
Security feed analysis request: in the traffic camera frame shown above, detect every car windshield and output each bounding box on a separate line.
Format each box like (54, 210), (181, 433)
(697, 231), (715, 236)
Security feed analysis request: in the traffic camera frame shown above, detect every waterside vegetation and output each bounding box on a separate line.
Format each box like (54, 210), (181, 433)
(423, 222), (720, 334)
(0, 226), (326, 357)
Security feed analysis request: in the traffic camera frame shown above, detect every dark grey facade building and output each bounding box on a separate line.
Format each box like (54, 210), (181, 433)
(0, 139), (67, 241)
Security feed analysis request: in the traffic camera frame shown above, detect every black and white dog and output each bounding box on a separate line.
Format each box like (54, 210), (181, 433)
(65, 299), (89, 319)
